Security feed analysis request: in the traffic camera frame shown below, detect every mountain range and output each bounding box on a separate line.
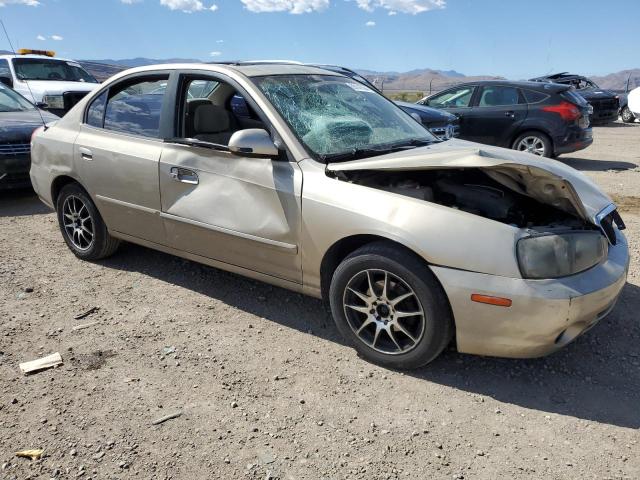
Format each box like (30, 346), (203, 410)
(1, 51), (637, 91)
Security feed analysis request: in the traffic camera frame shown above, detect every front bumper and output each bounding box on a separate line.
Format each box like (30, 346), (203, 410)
(431, 229), (629, 358)
(0, 153), (32, 190)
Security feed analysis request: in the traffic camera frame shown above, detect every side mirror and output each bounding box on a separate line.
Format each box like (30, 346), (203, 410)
(228, 129), (279, 158)
(35, 102), (48, 109)
(0, 76), (13, 88)
(409, 112), (422, 123)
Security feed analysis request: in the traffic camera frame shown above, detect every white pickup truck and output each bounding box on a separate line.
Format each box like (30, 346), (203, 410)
(0, 49), (99, 117)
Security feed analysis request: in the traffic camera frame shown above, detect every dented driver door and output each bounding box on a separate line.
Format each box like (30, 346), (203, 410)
(158, 144), (303, 283)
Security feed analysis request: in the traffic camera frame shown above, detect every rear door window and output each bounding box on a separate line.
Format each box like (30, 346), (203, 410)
(103, 77), (169, 138)
(478, 86), (522, 106)
(428, 86), (475, 108)
(523, 89), (549, 104)
(86, 91), (107, 127)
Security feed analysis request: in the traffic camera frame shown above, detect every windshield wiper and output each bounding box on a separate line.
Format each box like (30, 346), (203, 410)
(320, 138), (435, 162)
(164, 137), (230, 152)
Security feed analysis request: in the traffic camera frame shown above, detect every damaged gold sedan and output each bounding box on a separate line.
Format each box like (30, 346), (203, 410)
(30, 63), (629, 369)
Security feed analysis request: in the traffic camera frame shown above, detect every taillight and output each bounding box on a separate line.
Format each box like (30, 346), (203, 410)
(542, 101), (581, 122)
(31, 125), (45, 144)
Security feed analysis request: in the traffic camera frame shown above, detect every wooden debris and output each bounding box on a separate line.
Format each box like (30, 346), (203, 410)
(151, 411), (182, 425)
(15, 449), (44, 460)
(19, 352), (63, 375)
(74, 306), (99, 320)
(72, 321), (98, 331)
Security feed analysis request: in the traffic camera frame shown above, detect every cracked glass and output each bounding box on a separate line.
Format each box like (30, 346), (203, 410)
(253, 74), (435, 159)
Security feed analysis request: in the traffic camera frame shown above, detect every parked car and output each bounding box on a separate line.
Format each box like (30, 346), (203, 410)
(0, 84), (57, 190)
(530, 73), (619, 124)
(619, 75), (640, 123)
(418, 80), (592, 157)
(628, 86), (640, 121)
(30, 64), (628, 369)
(0, 49), (99, 117)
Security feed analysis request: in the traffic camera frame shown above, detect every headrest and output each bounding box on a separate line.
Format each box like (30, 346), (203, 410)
(194, 104), (230, 134)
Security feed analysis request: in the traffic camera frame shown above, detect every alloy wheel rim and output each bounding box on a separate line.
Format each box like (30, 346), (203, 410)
(62, 195), (94, 251)
(516, 136), (545, 156)
(343, 269), (426, 355)
(622, 107), (632, 122)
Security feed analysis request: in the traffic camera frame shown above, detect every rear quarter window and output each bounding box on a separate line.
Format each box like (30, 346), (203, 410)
(523, 90), (549, 104)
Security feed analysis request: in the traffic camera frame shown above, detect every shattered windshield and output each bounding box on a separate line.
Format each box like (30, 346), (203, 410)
(252, 74), (436, 161)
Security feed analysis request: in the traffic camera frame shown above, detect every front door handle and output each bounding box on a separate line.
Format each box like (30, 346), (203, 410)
(170, 167), (198, 185)
(504, 111), (515, 118)
(79, 147), (93, 161)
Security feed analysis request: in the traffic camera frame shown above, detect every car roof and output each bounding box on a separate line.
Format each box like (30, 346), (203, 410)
(440, 79), (569, 90)
(102, 62), (346, 81)
(0, 54), (79, 62)
(529, 72), (589, 83)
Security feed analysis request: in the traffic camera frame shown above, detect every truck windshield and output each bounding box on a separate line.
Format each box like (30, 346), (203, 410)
(0, 85), (35, 112)
(252, 74), (436, 161)
(12, 58), (98, 83)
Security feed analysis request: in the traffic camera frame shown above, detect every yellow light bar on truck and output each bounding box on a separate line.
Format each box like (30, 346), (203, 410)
(17, 49), (55, 57)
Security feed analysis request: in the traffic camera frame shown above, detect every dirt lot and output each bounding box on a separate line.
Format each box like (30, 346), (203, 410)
(1, 123), (639, 480)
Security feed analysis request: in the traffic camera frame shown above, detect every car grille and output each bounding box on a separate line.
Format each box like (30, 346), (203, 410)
(0, 141), (30, 156)
(590, 98), (619, 112)
(429, 123), (459, 140)
(63, 91), (90, 111)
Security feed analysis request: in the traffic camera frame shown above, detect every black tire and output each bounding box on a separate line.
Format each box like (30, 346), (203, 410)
(621, 106), (635, 123)
(56, 183), (120, 260)
(512, 131), (553, 158)
(329, 242), (454, 369)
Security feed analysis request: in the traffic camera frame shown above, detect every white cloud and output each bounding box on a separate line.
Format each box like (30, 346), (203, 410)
(0, 0), (40, 6)
(120, 0), (142, 4)
(365, 20), (375, 26)
(36, 34), (46, 40)
(216, 39), (224, 43)
(387, 9), (396, 15)
(209, 51), (222, 56)
(356, 0), (444, 15)
(240, 0), (329, 14)
(51, 35), (63, 41)
(160, 0), (218, 12)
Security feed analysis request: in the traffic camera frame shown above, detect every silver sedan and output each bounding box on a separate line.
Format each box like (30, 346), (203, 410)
(30, 63), (629, 369)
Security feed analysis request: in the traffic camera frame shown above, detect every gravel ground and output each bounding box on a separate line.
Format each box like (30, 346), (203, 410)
(1, 123), (639, 480)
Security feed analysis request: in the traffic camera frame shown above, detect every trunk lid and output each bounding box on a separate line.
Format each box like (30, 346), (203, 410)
(326, 139), (613, 225)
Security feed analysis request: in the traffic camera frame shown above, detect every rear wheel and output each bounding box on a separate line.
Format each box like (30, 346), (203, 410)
(621, 106), (635, 123)
(329, 242), (454, 369)
(56, 183), (120, 260)
(512, 131), (553, 158)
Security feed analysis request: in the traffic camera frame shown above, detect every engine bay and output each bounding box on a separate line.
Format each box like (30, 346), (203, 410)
(331, 168), (595, 230)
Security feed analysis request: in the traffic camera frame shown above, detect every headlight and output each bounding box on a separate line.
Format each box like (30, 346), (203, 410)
(42, 94), (64, 110)
(517, 232), (607, 279)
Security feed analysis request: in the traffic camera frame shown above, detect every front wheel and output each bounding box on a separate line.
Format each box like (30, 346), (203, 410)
(512, 131), (553, 158)
(621, 106), (635, 123)
(329, 242), (454, 369)
(56, 183), (120, 260)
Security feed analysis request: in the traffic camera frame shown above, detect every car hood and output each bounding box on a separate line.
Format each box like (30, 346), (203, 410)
(577, 88), (617, 100)
(22, 80), (98, 96)
(326, 139), (613, 225)
(395, 101), (456, 122)
(0, 109), (58, 140)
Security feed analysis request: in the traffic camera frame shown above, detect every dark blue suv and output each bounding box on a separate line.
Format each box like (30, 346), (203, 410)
(418, 80), (592, 158)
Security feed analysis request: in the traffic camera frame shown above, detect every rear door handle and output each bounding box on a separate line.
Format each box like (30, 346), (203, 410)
(170, 167), (198, 185)
(79, 147), (93, 161)
(504, 111), (515, 118)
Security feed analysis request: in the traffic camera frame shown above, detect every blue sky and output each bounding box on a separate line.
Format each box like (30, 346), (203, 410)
(0, 0), (637, 78)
